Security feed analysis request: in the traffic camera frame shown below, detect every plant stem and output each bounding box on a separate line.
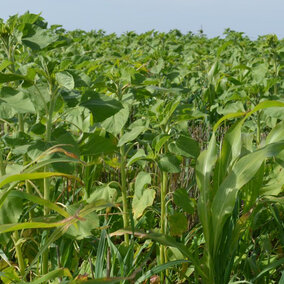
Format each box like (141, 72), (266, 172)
(13, 231), (25, 277)
(42, 88), (57, 275)
(14, 106), (26, 277)
(273, 52), (278, 95)
(0, 148), (5, 176)
(18, 114), (24, 133)
(256, 114), (261, 145)
(160, 171), (167, 282)
(120, 140), (129, 246)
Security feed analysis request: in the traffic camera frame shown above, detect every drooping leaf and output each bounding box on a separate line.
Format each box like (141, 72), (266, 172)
(101, 107), (129, 136)
(152, 134), (171, 155)
(86, 185), (117, 204)
(158, 154), (181, 173)
(22, 27), (59, 50)
(132, 172), (155, 220)
(80, 130), (117, 156)
(80, 91), (123, 122)
(0, 91), (35, 113)
(0, 194), (23, 243)
(126, 149), (146, 167)
(173, 188), (195, 214)
(0, 72), (33, 84)
(117, 126), (147, 147)
(66, 204), (99, 240)
(168, 135), (200, 158)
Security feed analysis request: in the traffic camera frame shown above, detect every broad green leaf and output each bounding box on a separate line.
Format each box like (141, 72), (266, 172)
(280, 271), (284, 284)
(66, 205), (99, 240)
(168, 135), (200, 158)
(132, 188), (156, 220)
(80, 130), (117, 156)
(0, 194), (23, 243)
(0, 100), (15, 119)
(55, 71), (74, 90)
(132, 172), (155, 220)
(152, 134), (171, 154)
(22, 27), (58, 50)
(64, 106), (91, 132)
(150, 58), (164, 74)
(266, 120), (284, 144)
(134, 172), (151, 198)
(263, 106), (284, 120)
(117, 126), (147, 147)
(252, 63), (268, 84)
(217, 101), (245, 115)
(126, 149), (146, 167)
(168, 213), (187, 236)
(0, 91), (35, 113)
(80, 91), (123, 122)
(0, 266), (20, 283)
(260, 165), (284, 196)
(159, 98), (181, 126)
(0, 60), (12, 72)
(173, 188), (195, 214)
(158, 154), (181, 173)
(0, 72), (32, 84)
(3, 132), (31, 148)
(23, 157), (82, 174)
(68, 69), (91, 88)
(86, 185), (117, 204)
(101, 107), (129, 136)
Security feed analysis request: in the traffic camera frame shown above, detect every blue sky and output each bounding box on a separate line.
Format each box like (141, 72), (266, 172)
(1, 0), (283, 39)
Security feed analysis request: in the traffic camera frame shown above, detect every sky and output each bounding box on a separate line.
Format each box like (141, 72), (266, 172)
(1, 0), (284, 39)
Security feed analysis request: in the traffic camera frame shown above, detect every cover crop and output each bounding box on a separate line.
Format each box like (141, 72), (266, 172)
(0, 12), (283, 284)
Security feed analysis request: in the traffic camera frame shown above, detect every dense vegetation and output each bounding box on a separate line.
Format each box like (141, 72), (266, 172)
(0, 12), (283, 283)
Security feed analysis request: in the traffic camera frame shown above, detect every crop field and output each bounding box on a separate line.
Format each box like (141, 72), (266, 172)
(0, 12), (284, 284)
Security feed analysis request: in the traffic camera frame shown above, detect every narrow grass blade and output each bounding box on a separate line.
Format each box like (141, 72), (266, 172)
(20, 268), (72, 284)
(9, 190), (70, 218)
(135, 260), (190, 284)
(0, 172), (81, 189)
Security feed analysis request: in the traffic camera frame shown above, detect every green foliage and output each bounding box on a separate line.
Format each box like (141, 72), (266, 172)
(0, 12), (283, 283)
